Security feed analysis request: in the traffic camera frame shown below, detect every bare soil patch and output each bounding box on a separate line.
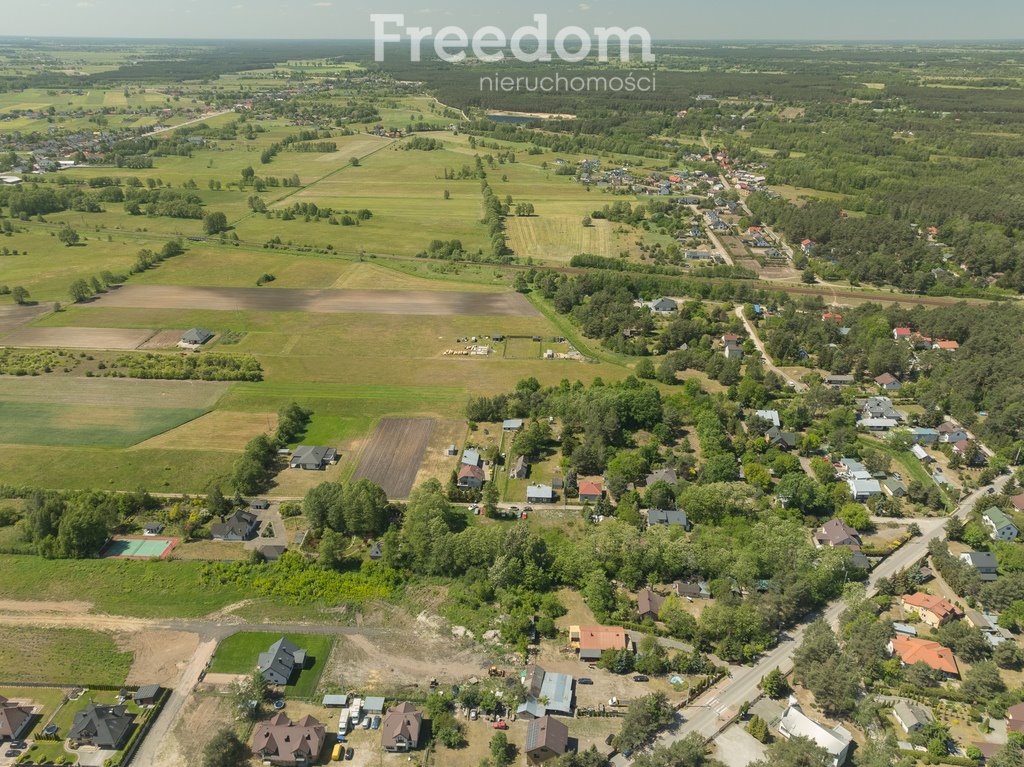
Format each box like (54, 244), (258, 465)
(0, 326), (155, 350)
(137, 329), (187, 349)
(155, 691), (235, 767)
(0, 599), (94, 614)
(411, 418), (467, 489)
(90, 285), (539, 317)
(0, 303), (51, 335)
(351, 417), (435, 498)
(121, 630), (200, 687)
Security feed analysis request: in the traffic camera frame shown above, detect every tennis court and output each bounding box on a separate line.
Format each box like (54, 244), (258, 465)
(99, 536), (178, 559)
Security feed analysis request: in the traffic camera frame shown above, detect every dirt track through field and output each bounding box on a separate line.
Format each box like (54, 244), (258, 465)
(89, 285), (539, 316)
(351, 417), (435, 498)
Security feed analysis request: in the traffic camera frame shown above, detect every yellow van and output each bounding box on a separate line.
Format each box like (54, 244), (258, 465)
(332, 743), (343, 761)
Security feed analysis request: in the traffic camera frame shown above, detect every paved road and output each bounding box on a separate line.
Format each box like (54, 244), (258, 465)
(614, 473), (1007, 764)
(140, 110), (233, 137)
(733, 305), (808, 392)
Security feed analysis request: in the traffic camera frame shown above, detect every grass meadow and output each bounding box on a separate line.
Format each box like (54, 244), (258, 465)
(208, 632), (334, 698)
(0, 627), (133, 686)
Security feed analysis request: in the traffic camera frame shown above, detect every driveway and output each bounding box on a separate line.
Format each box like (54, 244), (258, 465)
(245, 504), (288, 550)
(714, 723), (767, 767)
(734, 305), (807, 392)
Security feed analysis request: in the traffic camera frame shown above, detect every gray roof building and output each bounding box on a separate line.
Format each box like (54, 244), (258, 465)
(69, 704), (133, 749)
(180, 327), (214, 346)
(258, 637), (307, 686)
(211, 509), (259, 541)
(646, 509), (690, 530)
(289, 445), (337, 470)
(525, 716), (569, 763)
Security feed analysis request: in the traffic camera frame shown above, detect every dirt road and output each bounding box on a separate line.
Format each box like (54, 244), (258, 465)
(733, 305), (807, 391)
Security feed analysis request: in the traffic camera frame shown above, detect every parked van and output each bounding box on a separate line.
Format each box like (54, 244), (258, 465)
(332, 744), (343, 761)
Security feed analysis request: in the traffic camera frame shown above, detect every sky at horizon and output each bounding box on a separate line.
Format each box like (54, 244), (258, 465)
(4, 0), (1024, 42)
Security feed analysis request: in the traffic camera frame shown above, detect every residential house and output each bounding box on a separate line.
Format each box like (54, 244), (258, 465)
(645, 467), (678, 486)
(893, 327), (913, 341)
(289, 446), (337, 470)
(862, 396), (903, 422)
(860, 418), (898, 432)
(888, 636), (959, 678)
(778, 701), (853, 767)
(901, 593), (963, 627)
(848, 477), (882, 501)
(909, 428), (939, 445)
(892, 701), (934, 734)
(822, 312), (843, 323)
(578, 480), (603, 503)
(0, 696), (32, 741)
(813, 519), (861, 550)
(932, 340), (959, 351)
(673, 581), (711, 600)
(526, 716), (570, 764)
(569, 625), (630, 662)
(503, 419), (524, 431)
(765, 426), (797, 450)
(179, 327), (214, 348)
(461, 448), (481, 467)
(457, 463), (485, 490)
(68, 704), (133, 749)
(983, 507), (1019, 541)
(960, 551), (998, 582)
(722, 334), (743, 359)
(381, 702), (422, 752)
(1006, 703), (1024, 734)
(646, 509), (690, 530)
(910, 444), (932, 463)
(527, 484), (555, 504)
(211, 510), (259, 541)
(516, 666), (575, 719)
(258, 637), (307, 685)
(875, 373), (902, 391)
(133, 685), (161, 706)
(882, 477), (909, 498)
(1011, 493), (1024, 513)
(754, 409), (781, 428)
(824, 374), (855, 387)
(650, 297), (678, 315)
(258, 545), (287, 562)
(637, 589), (666, 620)
(252, 713), (325, 766)
(509, 455), (529, 480)
(937, 422), (969, 444)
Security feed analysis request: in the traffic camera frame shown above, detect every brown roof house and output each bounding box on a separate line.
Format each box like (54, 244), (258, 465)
(252, 713), (325, 766)
(637, 588), (665, 620)
(381, 702), (422, 752)
(813, 519), (861, 550)
(569, 625), (630, 662)
(0, 696), (33, 741)
(457, 463), (485, 490)
(526, 715), (570, 764)
(901, 593), (963, 627)
(1007, 702), (1024, 733)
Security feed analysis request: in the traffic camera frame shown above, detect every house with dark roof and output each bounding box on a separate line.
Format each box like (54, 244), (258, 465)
(258, 545), (287, 562)
(457, 463), (485, 490)
(68, 704), (133, 749)
(211, 510), (258, 541)
(645, 467), (678, 486)
(637, 589), (666, 620)
(646, 508), (690, 530)
(252, 713), (325, 765)
(673, 580), (711, 600)
(960, 551), (998, 581)
(765, 426), (797, 450)
(133, 685), (161, 706)
(510, 455), (529, 479)
(289, 446), (337, 471)
(650, 297), (678, 315)
(1007, 702), (1024, 734)
(258, 637), (307, 685)
(143, 522), (164, 536)
(824, 374), (855, 387)
(813, 519), (862, 550)
(937, 422), (969, 444)
(179, 328), (214, 347)
(0, 696), (32, 741)
(381, 702), (422, 752)
(525, 716), (569, 763)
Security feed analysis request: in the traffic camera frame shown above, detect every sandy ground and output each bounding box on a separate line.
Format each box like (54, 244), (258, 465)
(154, 692), (235, 767)
(88, 285), (540, 317)
(120, 630), (201, 687)
(0, 599), (93, 614)
(0, 326), (156, 349)
(351, 418), (435, 498)
(412, 418), (467, 490)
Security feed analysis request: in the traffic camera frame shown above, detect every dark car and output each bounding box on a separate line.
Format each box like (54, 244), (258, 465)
(577, 677), (594, 685)
(10, 742), (28, 750)
(5, 750), (22, 758)
(345, 747), (354, 760)
(605, 734), (615, 746)
(632, 674), (649, 682)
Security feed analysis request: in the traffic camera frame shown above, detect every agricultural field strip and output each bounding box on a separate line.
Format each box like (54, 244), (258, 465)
(350, 417), (435, 498)
(84, 284), (540, 316)
(0, 376), (230, 408)
(0, 326), (158, 350)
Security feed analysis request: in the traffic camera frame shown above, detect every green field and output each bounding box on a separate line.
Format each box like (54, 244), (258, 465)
(209, 632), (333, 698)
(0, 401), (208, 447)
(0, 556), (247, 617)
(0, 627), (133, 685)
